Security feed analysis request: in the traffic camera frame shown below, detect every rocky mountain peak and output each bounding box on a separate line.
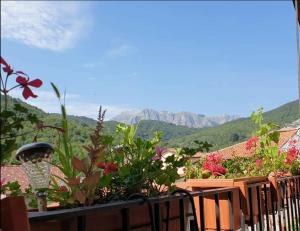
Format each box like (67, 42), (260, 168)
(111, 109), (239, 128)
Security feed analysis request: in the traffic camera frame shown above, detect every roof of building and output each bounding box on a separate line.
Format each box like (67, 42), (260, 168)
(192, 127), (299, 162)
(1, 165), (64, 191)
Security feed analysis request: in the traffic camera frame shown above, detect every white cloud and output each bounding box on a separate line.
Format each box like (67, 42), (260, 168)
(1, 1), (90, 51)
(82, 43), (138, 68)
(106, 44), (138, 59)
(9, 90), (133, 120)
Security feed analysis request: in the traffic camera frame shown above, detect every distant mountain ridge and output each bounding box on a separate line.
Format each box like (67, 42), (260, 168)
(3, 95), (299, 158)
(112, 108), (239, 128)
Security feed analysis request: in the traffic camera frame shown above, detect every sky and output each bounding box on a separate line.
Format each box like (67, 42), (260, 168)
(1, 1), (299, 120)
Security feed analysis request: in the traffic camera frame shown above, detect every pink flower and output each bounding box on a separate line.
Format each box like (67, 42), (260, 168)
(245, 137), (259, 151)
(152, 147), (164, 161)
(202, 153), (226, 176)
(206, 152), (223, 164)
(255, 159), (263, 169)
(16, 76), (43, 99)
(284, 146), (299, 165)
(212, 165), (226, 176)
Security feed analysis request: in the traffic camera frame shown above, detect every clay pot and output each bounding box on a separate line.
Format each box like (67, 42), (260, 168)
(177, 176), (267, 230)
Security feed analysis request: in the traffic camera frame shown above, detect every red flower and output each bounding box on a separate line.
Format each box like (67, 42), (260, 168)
(59, 185), (68, 193)
(255, 159), (263, 169)
(202, 153), (226, 176)
(97, 162), (106, 169)
(212, 165), (226, 176)
(16, 76), (42, 99)
(284, 146), (299, 165)
(206, 152), (223, 164)
(108, 163), (118, 172)
(97, 162), (118, 174)
(245, 137), (259, 151)
(0, 57), (13, 75)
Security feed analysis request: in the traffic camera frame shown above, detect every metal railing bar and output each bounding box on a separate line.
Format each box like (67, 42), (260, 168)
(247, 181), (270, 188)
(263, 184), (270, 231)
(179, 199), (185, 231)
(248, 188), (254, 231)
(288, 180), (295, 231)
(122, 208), (130, 231)
(199, 194), (205, 231)
(154, 203), (161, 231)
(77, 215), (86, 231)
(256, 185), (263, 231)
(164, 201), (170, 231)
(285, 181), (291, 231)
(296, 178), (300, 230)
(279, 181), (285, 231)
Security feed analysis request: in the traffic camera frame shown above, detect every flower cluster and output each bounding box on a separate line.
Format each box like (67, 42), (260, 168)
(245, 136), (259, 151)
(202, 153), (226, 176)
(284, 141), (299, 165)
(97, 162), (118, 174)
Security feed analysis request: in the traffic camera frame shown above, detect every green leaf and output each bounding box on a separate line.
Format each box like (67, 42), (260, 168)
(99, 174), (112, 187)
(119, 166), (130, 177)
(51, 82), (61, 99)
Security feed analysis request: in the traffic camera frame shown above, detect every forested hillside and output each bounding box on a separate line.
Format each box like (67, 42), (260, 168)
(3, 96), (299, 159)
(166, 100), (299, 150)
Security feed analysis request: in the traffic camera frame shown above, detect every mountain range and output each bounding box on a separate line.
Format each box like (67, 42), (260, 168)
(2, 96), (299, 163)
(112, 109), (239, 128)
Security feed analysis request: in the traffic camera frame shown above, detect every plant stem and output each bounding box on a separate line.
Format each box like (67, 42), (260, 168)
(7, 84), (21, 92)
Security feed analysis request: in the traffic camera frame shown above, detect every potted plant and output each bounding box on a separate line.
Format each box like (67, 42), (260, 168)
(6, 83), (195, 231)
(177, 108), (300, 230)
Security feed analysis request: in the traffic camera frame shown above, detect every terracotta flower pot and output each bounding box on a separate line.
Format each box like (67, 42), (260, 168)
(177, 176), (267, 230)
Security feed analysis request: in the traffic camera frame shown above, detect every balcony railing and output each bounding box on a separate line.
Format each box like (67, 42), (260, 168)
(2, 175), (300, 231)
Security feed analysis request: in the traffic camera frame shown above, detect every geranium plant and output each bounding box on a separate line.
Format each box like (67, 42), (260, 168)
(247, 109), (299, 177)
(0, 57), (43, 162)
(185, 109), (300, 179)
(185, 152), (227, 179)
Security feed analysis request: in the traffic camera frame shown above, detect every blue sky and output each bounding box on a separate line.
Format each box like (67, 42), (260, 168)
(1, 1), (298, 119)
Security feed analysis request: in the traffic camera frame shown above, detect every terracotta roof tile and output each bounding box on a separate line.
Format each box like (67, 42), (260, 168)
(1, 165), (64, 191)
